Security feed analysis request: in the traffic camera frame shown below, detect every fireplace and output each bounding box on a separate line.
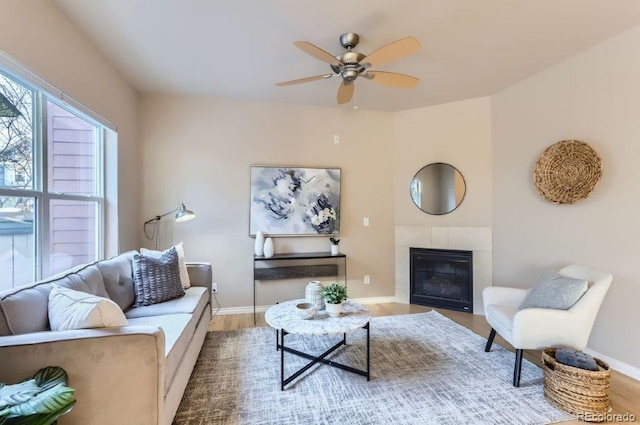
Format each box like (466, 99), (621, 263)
(410, 248), (473, 313)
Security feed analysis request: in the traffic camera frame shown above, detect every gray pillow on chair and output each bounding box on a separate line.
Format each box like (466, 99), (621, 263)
(519, 270), (588, 310)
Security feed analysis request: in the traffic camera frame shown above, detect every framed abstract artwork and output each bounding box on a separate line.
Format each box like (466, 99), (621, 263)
(249, 166), (341, 236)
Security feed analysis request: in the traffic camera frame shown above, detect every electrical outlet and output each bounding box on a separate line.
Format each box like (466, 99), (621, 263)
(364, 275), (370, 285)
(212, 282), (218, 293)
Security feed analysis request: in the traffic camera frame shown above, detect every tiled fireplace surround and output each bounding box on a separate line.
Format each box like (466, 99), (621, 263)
(395, 226), (492, 315)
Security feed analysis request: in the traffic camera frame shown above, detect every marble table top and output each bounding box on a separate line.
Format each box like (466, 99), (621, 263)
(265, 299), (371, 336)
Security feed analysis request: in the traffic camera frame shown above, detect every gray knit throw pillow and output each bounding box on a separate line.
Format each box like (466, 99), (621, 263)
(133, 247), (185, 307)
(519, 269), (588, 310)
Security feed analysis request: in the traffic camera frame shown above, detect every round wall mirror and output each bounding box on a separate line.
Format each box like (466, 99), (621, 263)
(410, 163), (466, 215)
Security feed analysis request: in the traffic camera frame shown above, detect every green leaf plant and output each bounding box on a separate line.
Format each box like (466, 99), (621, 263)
(321, 283), (347, 305)
(0, 367), (75, 425)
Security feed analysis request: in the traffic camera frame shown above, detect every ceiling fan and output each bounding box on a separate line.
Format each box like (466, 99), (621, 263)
(276, 33), (421, 105)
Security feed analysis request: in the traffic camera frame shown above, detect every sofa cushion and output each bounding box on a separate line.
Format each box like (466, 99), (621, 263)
(127, 313), (197, 395)
(71, 265), (109, 298)
(125, 287), (208, 320)
(48, 286), (128, 331)
(0, 264), (108, 336)
(519, 270), (588, 310)
(96, 251), (137, 311)
(141, 243), (191, 289)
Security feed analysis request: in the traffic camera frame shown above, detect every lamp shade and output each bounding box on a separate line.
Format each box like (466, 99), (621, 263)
(175, 202), (196, 222)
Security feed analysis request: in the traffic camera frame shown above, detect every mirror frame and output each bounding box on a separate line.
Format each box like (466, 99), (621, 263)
(410, 162), (466, 215)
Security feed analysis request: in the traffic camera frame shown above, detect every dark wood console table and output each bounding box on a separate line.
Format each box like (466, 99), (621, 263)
(253, 252), (347, 323)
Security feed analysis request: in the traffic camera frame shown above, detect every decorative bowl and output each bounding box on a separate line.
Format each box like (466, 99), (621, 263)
(295, 302), (317, 320)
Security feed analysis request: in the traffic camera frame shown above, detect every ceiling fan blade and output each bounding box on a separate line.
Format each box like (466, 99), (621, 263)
(337, 81), (354, 105)
(366, 71), (419, 88)
(360, 36), (421, 68)
(276, 74), (332, 87)
(294, 41), (343, 65)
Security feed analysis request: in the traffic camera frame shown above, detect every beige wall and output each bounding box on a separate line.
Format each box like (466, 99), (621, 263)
(394, 97), (493, 227)
(139, 95), (395, 308)
(493, 24), (640, 369)
(0, 0), (139, 252)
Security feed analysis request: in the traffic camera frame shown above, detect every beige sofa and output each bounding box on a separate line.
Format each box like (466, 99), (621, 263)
(0, 251), (212, 425)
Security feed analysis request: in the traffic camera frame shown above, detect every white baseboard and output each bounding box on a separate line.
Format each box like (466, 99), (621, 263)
(583, 348), (640, 381)
(218, 305), (269, 315)
(348, 296), (399, 305)
(217, 296), (399, 316)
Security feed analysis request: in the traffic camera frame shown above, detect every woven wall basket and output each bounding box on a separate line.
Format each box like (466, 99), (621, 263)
(533, 140), (603, 205)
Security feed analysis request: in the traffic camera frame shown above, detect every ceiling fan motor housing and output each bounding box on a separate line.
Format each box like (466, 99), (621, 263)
(331, 51), (366, 81)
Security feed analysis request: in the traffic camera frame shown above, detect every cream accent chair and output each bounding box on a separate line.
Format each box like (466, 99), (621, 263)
(482, 265), (613, 387)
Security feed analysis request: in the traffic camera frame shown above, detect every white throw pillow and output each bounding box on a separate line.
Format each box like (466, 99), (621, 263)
(141, 242), (191, 288)
(48, 285), (128, 331)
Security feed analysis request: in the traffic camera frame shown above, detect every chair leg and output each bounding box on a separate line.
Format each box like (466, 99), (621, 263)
(484, 328), (496, 352)
(513, 349), (523, 387)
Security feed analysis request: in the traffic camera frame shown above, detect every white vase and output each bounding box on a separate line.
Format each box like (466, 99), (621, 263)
(263, 237), (274, 258)
(305, 281), (324, 310)
(330, 244), (339, 255)
(325, 302), (343, 317)
(254, 231), (265, 256)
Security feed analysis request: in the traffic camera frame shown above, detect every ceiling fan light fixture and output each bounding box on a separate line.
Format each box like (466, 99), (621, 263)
(342, 69), (359, 82)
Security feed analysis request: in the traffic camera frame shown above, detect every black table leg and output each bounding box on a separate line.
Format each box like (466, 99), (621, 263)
(280, 329), (286, 391)
(366, 322), (370, 381)
(278, 321), (372, 390)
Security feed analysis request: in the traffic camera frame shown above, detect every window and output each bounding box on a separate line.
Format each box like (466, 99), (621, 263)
(0, 71), (104, 290)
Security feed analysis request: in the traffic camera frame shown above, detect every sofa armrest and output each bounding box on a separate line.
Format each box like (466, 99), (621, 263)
(0, 326), (165, 425)
(186, 262), (212, 295)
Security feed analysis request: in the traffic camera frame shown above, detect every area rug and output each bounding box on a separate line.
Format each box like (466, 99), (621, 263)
(173, 311), (572, 425)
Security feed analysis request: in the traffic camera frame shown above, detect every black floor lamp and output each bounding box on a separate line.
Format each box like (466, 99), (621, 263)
(143, 202), (196, 250)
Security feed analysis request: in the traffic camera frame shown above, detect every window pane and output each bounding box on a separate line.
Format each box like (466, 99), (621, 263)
(47, 101), (98, 196)
(0, 196), (35, 290)
(49, 199), (97, 275)
(0, 74), (34, 190)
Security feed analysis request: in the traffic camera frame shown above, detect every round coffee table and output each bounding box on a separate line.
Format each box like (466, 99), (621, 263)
(265, 299), (371, 390)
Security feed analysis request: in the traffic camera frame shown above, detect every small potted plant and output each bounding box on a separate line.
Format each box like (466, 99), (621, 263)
(329, 237), (341, 255)
(322, 283), (347, 317)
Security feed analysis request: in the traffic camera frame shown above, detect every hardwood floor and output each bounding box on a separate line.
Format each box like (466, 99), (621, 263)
(208, 303), (640, 424)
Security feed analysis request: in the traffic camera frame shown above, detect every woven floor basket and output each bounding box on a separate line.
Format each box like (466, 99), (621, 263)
(534, 140), (603, 204)
(542, 348), (611, 421)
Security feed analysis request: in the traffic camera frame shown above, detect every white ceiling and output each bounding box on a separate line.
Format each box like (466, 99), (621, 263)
(54, 0), (640, 111)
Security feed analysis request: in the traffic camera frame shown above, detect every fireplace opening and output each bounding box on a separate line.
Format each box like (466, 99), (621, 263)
(410, 248), (473, 313)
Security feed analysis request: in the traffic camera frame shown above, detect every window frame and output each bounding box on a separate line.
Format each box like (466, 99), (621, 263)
(0, 70), (105, 282)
